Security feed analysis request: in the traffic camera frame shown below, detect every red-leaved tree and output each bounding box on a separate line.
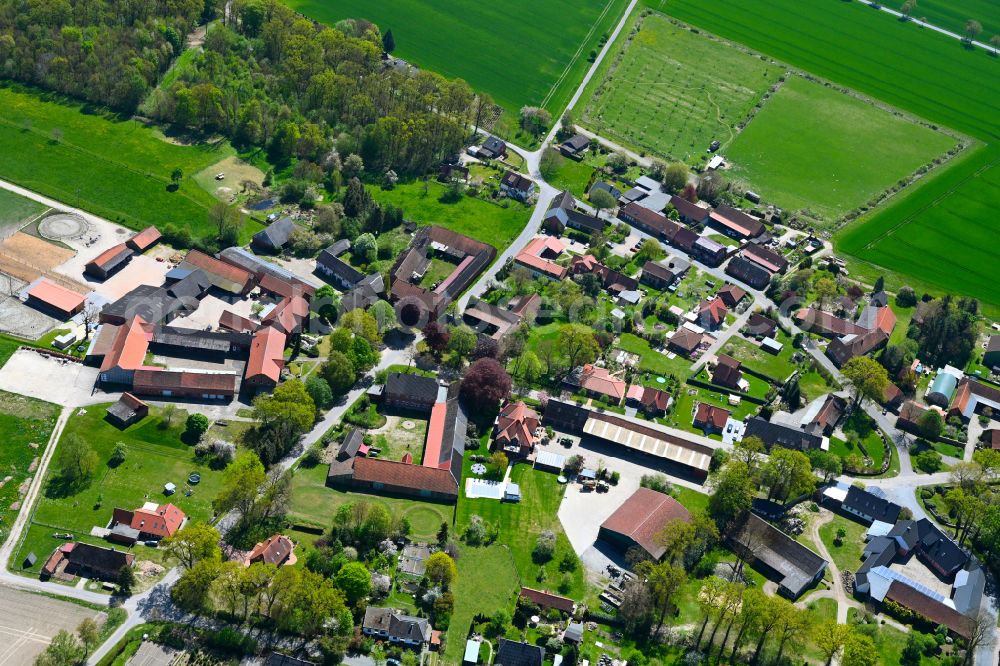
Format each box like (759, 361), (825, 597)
(460, 358), (512, 412)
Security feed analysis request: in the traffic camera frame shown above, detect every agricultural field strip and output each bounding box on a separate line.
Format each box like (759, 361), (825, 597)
(646, 0), (1000, 305)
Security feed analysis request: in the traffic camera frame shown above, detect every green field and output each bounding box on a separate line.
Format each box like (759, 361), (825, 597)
(649, 0), (1000, 308)
(581, 14), (784, 161)
(370, 179), (530, 249)
(837, 144), (1000, 309)
(282, 0), (629, 116)
(0, 85), (253, 239)
(817, 514), (867, 573)
(0, 189), (45, 231)
(0, 391), (59, 546)
(884, 0), (1000, 40)
(12, 404), (224, 574)
(727, 76), (957, 221)
(288, 463), (451, 539)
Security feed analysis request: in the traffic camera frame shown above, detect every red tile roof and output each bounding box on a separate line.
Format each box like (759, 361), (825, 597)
(130, 503), (185, 539)
(578, 364), (626, 400)
(219, 310), (258, 334)
(424, 401), (449, 471)
(263, 296), (309, 334)
(794, 308), (866, 337)
(247, 534), (294, 566)
(600, 487), (691, 559)
(26, 279), (86, 314)
(133, 369), (237, 394)
(352, 457), (459, 496)
(520, 587), (575, 614)
(885, 581), (973, 638)
(246, 327), (286, 383)
(496, 401), (540, 447)
(88, 243), (132, 270)
(710, 205), (764, 238)
(717, 284), (746, 307)
(694, 402), (730, 429)
(128, 226), (161, 251)
(258, 273), (315, 299)
(182, 250), (253, 290)
(742, 243), (789, 273)
(699, 297), (728, 327)
(99, 316), (151, 372)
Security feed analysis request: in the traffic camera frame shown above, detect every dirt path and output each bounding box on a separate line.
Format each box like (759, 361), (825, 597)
(808, 510), (852, 624)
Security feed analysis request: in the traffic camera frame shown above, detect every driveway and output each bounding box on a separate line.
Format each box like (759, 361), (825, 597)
(0, 350), (98, 405)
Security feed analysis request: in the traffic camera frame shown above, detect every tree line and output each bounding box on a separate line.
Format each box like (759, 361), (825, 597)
(142, 1), (479, 176)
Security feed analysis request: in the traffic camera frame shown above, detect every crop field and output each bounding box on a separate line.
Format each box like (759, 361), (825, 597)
(282, 0), (629, 116)
(883, 0), (1000, 39)
(837, 144), (1000, 307)
(0, 190), (45, 233)
(0, 85), (244, 239)
(727, 76), (956, 221)
(646, 0), (1000, 308)
(580, 15), (784, 161)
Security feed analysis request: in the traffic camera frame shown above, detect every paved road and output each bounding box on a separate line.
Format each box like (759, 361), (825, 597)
(854, 0), (999, 55)
(574, 125), (652, 168)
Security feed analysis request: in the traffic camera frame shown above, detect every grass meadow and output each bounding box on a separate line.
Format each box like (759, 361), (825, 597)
(727, 76), (957, 222)
(282, 0), (630, 117)
(370, 179), (530, 249)
(648, 0), (1000, 309)
(0, 391), (59, 547)
(0, 189), (45, 231)
(0, 84), (246, 239)
(581, 14), (784, 162)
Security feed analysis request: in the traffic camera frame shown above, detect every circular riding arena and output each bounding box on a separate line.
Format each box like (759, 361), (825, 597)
(38, 212), (89, 241)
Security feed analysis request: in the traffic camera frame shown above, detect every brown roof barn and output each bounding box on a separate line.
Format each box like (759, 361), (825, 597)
(598, 487), (691, 560)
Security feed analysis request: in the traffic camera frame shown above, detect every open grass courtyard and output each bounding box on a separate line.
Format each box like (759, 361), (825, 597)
(727, 75), (957, 223)
(581, 14), (784, 162)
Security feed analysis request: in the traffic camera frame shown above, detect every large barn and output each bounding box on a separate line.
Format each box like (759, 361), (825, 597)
(598, 487), (691, 560)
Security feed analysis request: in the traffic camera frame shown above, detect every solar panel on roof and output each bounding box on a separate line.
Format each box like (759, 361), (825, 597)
(870, 565), (946, 602)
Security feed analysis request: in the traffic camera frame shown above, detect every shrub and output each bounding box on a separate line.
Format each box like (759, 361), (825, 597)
(533, 531), (556, 563)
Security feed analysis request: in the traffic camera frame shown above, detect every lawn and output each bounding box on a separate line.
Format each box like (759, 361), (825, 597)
(442, 544), (520, 665)
(282, 0), (631, 117)
(11, 404), (225, 576)
(287, 463), (452, 539)
(0, 391), (59, 547)
(667, 383), (759, 434)
(370, 179), (530, 249)
(0, 84), (256, 240)
(817, 514), (868, 573)
(580, 14), (784, 162)
(648, 0), (1000, 310)
(0, 188), (45, 231)
(456, 462), (586, 598)
(720, 332), (798, 381)
(544, 152), (598, 198)
(618, 332), (695, 380)
(419, 258), (459, 290)
(727, 75), (957, 222)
